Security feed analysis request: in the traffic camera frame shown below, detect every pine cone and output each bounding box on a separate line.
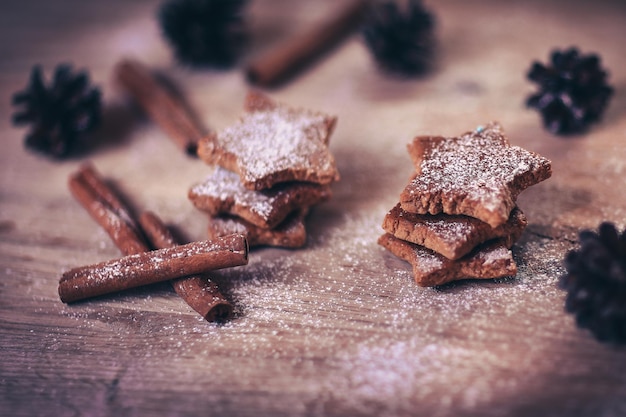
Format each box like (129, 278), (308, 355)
(159, 0), (247, 68)
(362, 0), (435, 77)
(560, 222), (626, 344)
(11, 64), (101, 159)
(526, 47), (613, 135)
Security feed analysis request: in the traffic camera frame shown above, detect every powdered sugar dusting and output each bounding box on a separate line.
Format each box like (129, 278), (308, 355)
(155, 225), (572, 416)
(411, 244), (446, 274)
(189, 167), (331, 228)
(401, 122), (551, 225)
(422, 216), (475, 240)
(190, 167), (277, 218)
(63, 237), (244, 289)
(385, 204), (527, 259)
(216, 105), (338, 186)
(53, 199), (577, 416)
(478, 244), (511, 265)
(209, 216), (249, 236)
(208, 210), (307, 248)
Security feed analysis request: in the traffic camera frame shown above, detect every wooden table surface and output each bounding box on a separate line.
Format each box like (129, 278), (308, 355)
(1, 0), (625, 416)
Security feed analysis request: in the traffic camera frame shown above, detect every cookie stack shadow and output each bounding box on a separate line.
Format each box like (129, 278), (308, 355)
(379, 122), (552, 287)
(188, 91), (340, 249)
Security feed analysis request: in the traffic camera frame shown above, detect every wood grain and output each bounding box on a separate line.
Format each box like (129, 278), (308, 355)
(1, 0), (626, 416)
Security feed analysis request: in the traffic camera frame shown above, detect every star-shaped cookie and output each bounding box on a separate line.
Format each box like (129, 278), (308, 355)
(382, 204), (527, 260)
(188, 167), (330, 229)
(207, 209), (308, 249)
(400, 122), (552, 228)
(197, 91), (340, 190)
(378, 233), (518, 287)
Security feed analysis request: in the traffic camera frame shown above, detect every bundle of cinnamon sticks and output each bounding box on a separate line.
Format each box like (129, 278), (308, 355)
(61, 163), (248, 322)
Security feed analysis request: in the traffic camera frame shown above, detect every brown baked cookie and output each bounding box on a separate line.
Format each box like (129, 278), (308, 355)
(189, 167), (331, 229)
(207, 209), (308, 249)
(197, 91), (339, 191)
(382, 204), (527, 260)
(378, 233), (518, 287)
(400, 122), (552, 228)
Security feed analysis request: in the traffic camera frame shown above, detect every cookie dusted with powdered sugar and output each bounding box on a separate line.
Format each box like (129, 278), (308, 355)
(383, 204), (527, 260)
(197, 91), (339, 190)
(400, 122), (551, 228)
(378, 233), (518, 287)
(189, 167), (330, 229)
(207, 209), (308, 249)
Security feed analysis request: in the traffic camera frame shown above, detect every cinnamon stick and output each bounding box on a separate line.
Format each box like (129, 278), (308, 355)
(115, 58), (206, 155)
(75, 163), (131, 220)
(59, 234), (248, 303)
(68, 166), (149, 256)
(246, 0), (366, 86)
(139, 211), (234, 322)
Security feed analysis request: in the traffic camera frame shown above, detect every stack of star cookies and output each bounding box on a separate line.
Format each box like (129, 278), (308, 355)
(379, 122), (552, 286)
(189, 91), (340, 248)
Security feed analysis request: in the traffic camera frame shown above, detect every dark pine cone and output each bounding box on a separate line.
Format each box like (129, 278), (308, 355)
(11, 64), (101, 159)
(560, 222), (626, 344)
(526, 47), (613, 135)
(159, 0), (247, 68)
(362, 0), (435, 77)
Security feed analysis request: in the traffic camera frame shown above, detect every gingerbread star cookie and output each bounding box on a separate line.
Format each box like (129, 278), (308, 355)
(189, 167), (331, 229)
(207, 209), (308, 249)
(400, 122), (552, 228)
(197, 91), (339, 190)
(383, 204), (527, 260)
(378, 234), (518, 287)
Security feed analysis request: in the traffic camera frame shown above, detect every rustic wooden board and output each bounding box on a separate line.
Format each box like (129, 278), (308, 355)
(1, 0), (625, 416)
